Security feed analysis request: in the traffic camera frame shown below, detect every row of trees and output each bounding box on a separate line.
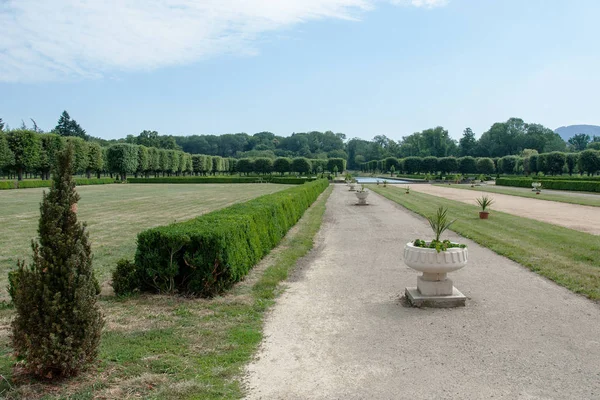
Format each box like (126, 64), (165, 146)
(0, 130), (347, 181)
(361, 149), (600, 177)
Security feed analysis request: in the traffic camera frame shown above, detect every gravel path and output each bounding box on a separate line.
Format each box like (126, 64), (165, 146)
(244, 185), (600, 399)
(405, 184), (600, 235)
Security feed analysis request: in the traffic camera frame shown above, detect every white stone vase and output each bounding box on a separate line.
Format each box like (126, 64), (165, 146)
(403, 242), (468, 306)
(355, 191), (369, 205)
(349, 183), (356, 191)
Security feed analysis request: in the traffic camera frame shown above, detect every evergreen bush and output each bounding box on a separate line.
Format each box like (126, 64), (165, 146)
(9, 144), (104, 378)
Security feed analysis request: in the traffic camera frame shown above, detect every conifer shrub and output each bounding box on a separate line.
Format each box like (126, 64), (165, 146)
(111, 259), (140, 296)
(128, 179), (329, 296)
(9, 144), (104, 378)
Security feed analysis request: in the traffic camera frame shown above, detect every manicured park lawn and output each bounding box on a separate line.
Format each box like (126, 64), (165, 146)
(435, 183), (600, 207)
(370, 185), (600, 300)
(0, 183), (292, 299)
(0, 184), (331, 399)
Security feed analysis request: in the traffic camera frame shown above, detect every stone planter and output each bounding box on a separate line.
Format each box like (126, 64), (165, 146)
(349, 183), (356, 191)
(403, 242), (468, 307)
(355, 191), (369, 205)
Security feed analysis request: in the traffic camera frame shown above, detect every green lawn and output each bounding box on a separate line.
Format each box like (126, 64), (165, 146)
(434, 183), (600, 207)
(370, 185), (600, 300)
(0, 183), (292, 299)
(0, 185), (332, 399)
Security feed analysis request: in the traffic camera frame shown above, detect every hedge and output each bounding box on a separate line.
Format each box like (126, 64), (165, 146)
(496, 178), (600, 192)
(0, 178), (115, 190)
(128, 176), (317, 184)
(130, 179), (329, 296)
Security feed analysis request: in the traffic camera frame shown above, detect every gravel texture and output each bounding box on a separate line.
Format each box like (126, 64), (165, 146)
(244, 185), (600, 400)
(407, 184), (600, 235)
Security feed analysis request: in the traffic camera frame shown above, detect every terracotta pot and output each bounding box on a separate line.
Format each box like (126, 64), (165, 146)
(479, 211), (489, 219)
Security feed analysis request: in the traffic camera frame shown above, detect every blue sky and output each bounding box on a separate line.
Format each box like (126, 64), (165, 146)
(1, 0), (598, 141)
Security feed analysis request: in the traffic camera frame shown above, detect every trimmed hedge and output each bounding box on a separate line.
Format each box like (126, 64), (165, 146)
(496, 178), (600, 192)
(130, 179), (329, 296)
(128, 176), (316, 185)
(128, 176), (260, 184)
(0, 178), (115, 190)
(270, 177), (316, 184)
(0, 181), (18, 190)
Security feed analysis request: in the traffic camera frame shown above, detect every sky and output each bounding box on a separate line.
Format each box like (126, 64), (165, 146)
(1, 0), (599, 142)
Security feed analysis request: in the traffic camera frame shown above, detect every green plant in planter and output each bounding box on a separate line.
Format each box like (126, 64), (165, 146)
(476, 195), (494, 211)
(413, 206), (466, 252)
(357, 184), (367, 193)
(383, 180), (388, 188)
(405, 186), (410, 194)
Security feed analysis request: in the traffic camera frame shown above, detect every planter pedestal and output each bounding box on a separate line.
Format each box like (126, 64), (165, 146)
(403, 243), (468, 308)
(355, 191), (369, 205)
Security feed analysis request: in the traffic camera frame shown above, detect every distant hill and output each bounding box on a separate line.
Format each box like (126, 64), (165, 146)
(554, 125), (600, 141)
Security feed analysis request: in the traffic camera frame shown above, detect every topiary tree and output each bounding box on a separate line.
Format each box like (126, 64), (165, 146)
(565, 153), (578, 176)
(39, 134), (64, 180)
(536, 153), (549, 175)
(499, 155), (519, 175)
(578, 149), (600, 176)
(422, 156), (438, 174)
(236, 158), (253, 176)
(253, 157), (273, 175)
(6, 129), (41, 180)
(476, 157), (495, 175)
(292, 157), (312, 175)
(107, 144), (139, 181)
(458, 156), (477, 175)
(86, 142), (104, 179)
(0, 131), (15, 174)
(327, 158), (346, 175)
(545, 152), (566, 176)
(273, 157), (292, 176)
(9, 144), (103, 378)
(438, 157), (458, 175)
(403, 157), (422, 174)
(136, 145), (149, 178)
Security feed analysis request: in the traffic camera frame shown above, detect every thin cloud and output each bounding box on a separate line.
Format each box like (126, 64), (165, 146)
(0, 0), (448, 83)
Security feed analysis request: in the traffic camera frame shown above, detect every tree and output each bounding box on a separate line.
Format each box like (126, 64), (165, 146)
(0, 132), (15, 172)
(39, 134), (64, 180)
(578, 150), (600, 176)
(107, 144), (138, 181)
(520, 149), (538, 176)
(438, 157), (458, 175)
(9, 144), (103, 378)
(54, 111), (87, 140)
(458, 156), (477, 174)
(136, 145), (149, 178)
(6, 129), (41, 180)
(327, 158), (346, 174)
(459, 128), (477, 156)
(0, 118), (4, 131)
(291, 157), (311, 175)
(87, 142), (104, 179)
(476, 158), (495, 175)
(499, 156), (519, 175)
(403, 157), (422, 174)
(65, 137), (89, 175)
(568, 134), (590, 151)
(236, 158), (253, 175)
(422, 156), (438, 174)
(545, 152), (566, 175)
(565, 153), (578, 175)
(253, 158), (273, 174)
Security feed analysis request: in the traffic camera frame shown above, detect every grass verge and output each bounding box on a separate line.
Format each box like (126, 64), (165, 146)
(434, 183), (600, 207)
(0, 185), (333, 399)
(369, 185), (600, 300)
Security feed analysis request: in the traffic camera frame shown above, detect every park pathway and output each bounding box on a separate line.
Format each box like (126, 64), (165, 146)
(404, 184), (600, 235)
(244, 184), (600, 399)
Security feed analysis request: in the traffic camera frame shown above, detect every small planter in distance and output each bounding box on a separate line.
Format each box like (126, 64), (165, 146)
(405, 186), (410, 194)
(355, 185), (369, 205)
(476, 195), (494, 219)
(349, 180), (356, 191)
(383, 180), (388, 188)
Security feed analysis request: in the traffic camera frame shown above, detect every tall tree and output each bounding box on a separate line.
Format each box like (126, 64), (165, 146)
(0, 118), (5, 131)
(9, 144), (103, 378)
(568, 133), (591, 151)
(459, 128), (477, 156)
(54, 111), (87, 140)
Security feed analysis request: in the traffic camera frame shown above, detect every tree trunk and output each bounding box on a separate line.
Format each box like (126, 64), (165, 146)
(17, 168), (23, 181)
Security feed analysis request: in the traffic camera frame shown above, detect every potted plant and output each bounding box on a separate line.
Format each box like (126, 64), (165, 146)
(476, 195), (494, 219)
(355, 184), (369, 205)
(383, 180), (388, 188)
(405, 186), (410, 194)
(403, 207), (468, 307)
(349, 179), (357, 191)
(532, 182), (542, 194)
